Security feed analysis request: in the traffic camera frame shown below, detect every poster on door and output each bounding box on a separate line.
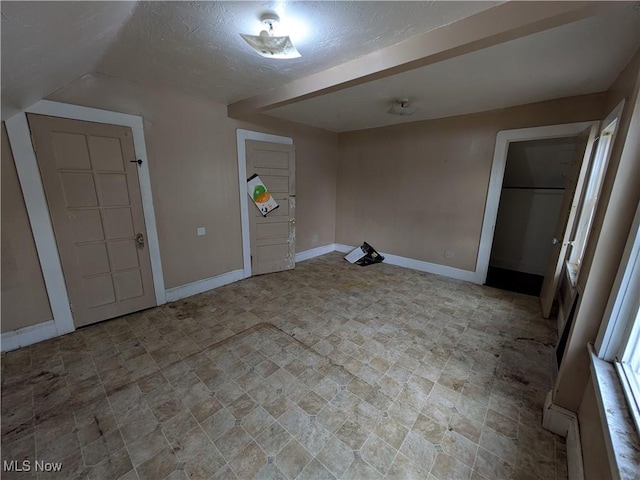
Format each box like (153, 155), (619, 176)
(247, 174), (279, 216)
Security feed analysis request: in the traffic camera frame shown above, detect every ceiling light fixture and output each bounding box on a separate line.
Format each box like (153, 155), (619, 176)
(240, 13), (301, 59)
(387, 99), (417, 116)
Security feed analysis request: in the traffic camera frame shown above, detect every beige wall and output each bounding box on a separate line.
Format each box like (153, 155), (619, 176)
(1, 123), (53, 332)
(335, 93), (606, 271)
(47, 74), (338, 289)
(578, 377), (613, 480)
(234, 115), (338, 255)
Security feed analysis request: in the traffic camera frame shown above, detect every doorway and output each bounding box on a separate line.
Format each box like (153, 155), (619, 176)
(486, 137), (578, 296)
(236, 129), (294, 278)
(4, 100), (165, 347)
(245, 140), (296, 276)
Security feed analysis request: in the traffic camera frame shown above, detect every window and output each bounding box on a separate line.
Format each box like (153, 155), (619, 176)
(596, 199), (640, 432)
(617, 302), (640, 433)
(568, 101), (624, 278)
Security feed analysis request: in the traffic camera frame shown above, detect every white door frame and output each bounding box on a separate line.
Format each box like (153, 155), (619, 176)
(236, 129), (293, 279)
(475, 121), (598, 284)
(4, 100), (165, 347)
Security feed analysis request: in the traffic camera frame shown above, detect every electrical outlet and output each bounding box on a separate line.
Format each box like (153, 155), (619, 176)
(444, 250), (454, 259)
(196, 227), (206, 236)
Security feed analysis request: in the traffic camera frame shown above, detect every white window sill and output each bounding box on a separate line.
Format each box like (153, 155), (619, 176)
(588, 344), (640, 480)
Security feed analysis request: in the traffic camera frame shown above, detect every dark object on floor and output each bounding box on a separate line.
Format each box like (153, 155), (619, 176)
(486, 266), (543, 296)
(344, 242), (385, 266)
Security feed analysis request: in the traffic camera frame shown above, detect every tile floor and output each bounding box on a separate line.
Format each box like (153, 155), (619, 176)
(1, 253), (567, 480)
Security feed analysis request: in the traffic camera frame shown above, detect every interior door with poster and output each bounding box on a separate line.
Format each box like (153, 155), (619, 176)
(245, 140), (295, 276)
(28, 114), (156, 327)
(539, 124), (599, 318)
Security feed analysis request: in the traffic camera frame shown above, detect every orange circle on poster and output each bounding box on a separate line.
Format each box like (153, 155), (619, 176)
(256, 192), (271, 203)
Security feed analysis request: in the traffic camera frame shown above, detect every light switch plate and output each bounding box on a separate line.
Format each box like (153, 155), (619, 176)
(197, 227), (206, 236)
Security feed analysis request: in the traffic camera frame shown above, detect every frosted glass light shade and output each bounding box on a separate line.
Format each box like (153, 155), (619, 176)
(387, 102), (417, 116)
(240, 32), (301, 59)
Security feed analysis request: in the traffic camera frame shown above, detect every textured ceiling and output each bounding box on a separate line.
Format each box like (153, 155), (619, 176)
(0, 1), (501, 120)
(94, 1), (499, 104)
(0, 1), (135, 118)
(267, 4), (640, 131)
(1, 1), (639, 131)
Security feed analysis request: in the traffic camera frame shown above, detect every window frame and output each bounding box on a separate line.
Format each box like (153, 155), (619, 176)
(595, 197), (640, 433)
(567, 101), (625, 279)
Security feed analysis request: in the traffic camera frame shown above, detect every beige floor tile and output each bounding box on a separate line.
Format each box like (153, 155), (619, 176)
(431, 452), (473, 480)
(399, 430), (438, 472)
(228, 440), (266, 479)
(136, 446), (178, 480)
(1, 253), (566, 480)
(361, 433), (397, 475)
(276, 438), (312, 479)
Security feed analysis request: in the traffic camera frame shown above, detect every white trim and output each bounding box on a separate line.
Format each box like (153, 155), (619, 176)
(543, 390), (584, 480)
(477, 121), (598, 284)
(566, 416), (585, 480)
(5, 114), (76, 337)
(165, 269), (244, 303)
(543, 390), (577, 436)
(568, 100), (625, 274)
(333, 243), (355, 254)
(380, 252), (478, 283)
(616, 360), (640, 439)
(589, 345), (640, 480)
(1, 321), (59, 352)
(334, 244), (478, 282)
(295, 244), (337, 263)
(236, 129), (293, 279)
(4, 100), (166, 349)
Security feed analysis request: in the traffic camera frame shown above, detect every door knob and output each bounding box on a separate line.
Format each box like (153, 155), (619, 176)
(289, 218), (295, 224)
(552, 237), (560, 245)
(136, 233), (145, 248)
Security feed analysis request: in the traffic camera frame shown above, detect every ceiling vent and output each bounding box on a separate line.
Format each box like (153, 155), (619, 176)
(240, 13), (301, 59)
(388, 99), (417, 116)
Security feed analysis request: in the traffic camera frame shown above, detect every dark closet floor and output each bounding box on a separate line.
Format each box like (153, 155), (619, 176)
(485, 266), (544, 296)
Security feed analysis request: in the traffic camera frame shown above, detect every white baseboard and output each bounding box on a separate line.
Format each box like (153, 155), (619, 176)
(334, 244), (479, 283)
(165, 269), (244, 302)
(543, 390), (575, 436)
(543, 390), (584, 480)
(295, 244), (338, 263)
(1, 320), (58, 352)
(382, 252), (479, 283)
(333, 243), (353, 254)
(567, 414), (585, 480)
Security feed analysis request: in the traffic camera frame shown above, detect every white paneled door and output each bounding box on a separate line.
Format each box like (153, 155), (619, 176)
(28, 114), (156, 327)
(245, 140), (296, 276)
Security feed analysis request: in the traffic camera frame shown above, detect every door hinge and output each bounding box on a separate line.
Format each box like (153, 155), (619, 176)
(69, 303), (74, 313)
